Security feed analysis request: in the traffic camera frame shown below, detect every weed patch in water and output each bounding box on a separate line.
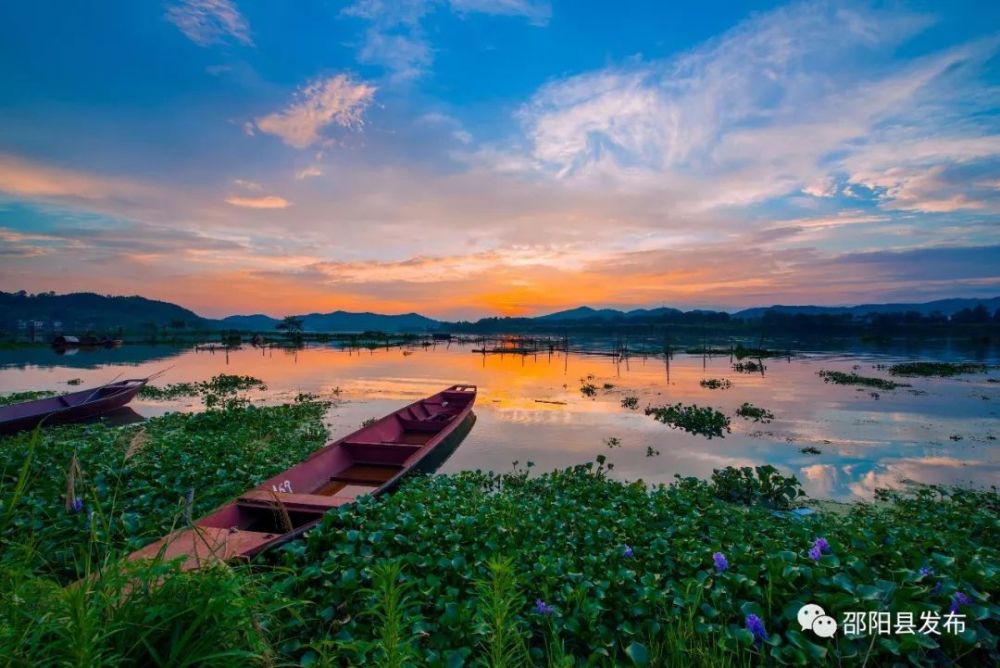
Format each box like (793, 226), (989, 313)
(700, 378), (732, 390)
(644, 403), (731, 438)
(889, 362), (987, 377)
(620, 395), (639, 409)
(732, 361), (766, 374)
(818, 370), (904, 390)
(735, 402), (775, 423)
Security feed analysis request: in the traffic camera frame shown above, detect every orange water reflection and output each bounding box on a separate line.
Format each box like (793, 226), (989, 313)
(1, 343), (998, 499)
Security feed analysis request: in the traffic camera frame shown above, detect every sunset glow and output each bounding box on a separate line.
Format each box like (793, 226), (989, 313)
(1, 1), (997, 318)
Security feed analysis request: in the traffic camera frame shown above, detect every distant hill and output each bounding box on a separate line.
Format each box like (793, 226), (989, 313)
(298, 311), (439, 333)
(0, 291), (205, 333)
(216, 310), (439, 333)
(217, 314), (281, 330)
(733, 297), (1000, 320)
(536, 306), (683, 322)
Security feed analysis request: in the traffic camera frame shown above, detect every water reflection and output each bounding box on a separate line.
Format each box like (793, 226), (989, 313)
(1, 342), (997, 500)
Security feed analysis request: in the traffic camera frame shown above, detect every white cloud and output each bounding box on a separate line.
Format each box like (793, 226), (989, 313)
(504, 1), (999, 215)
(166, 0), (253, 47)
(342, 0), (550, 80)
(295, 166), (323, 180)
(450, 0), (550, 25)
(254, 75), (376, 149)
(225, 195), (290, 209)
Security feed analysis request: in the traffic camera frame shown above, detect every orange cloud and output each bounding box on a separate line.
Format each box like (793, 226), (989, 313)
(224, 195), (290, 209)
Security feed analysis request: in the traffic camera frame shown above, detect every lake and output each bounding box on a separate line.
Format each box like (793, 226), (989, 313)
(1, 341), (997, 500)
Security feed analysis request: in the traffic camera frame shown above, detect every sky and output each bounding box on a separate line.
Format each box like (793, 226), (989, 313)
(0, 0), (998, 319)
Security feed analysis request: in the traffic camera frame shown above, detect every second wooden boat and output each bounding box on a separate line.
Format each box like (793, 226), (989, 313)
(0, 379), (147, 436)
(129, 384), (477, 570)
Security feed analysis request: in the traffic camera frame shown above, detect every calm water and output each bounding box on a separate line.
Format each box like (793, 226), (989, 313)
(2, 342), (998, 500)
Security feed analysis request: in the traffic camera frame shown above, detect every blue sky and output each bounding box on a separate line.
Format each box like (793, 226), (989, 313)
(0, 1), (998, 318)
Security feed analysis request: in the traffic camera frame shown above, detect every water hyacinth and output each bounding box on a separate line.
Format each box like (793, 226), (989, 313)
(622, 544), (634, 558)
(814, 537), (830, 553)
(534, 599), (555, 616)
(745, 613), (767, 644)
(68, 496), (84, 513)
(950, 591), (972, 614)
(918, 565), (934, 578)
(808, 545), (822, 561)
(713, 551), (728, 573)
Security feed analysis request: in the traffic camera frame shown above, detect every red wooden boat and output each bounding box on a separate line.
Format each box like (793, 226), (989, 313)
(129, 384), (477, 570)
(0, 379), (147, 436)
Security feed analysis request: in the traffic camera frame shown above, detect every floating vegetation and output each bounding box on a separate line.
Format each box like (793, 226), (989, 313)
(735, 402), (775, 423)
(699, 378), (732, 390)
(361, 417), (378, 427)
(66, 378), (82, 386)
(732, 360), (765, 374)
(949, 434), (963, 441)
(140, 374), (267, 404)
(817, 370), (904, 390)
(534, 399), (567, 406)
(620, 395), (639, 410)
(579, 381), (598, 397)
(705, 465), (804, 509)
(645, 445), (660, 457)
(139, 381), (199, 399)
(800, 446), (821, 455)
(2, 432), (998, 667)
(602, 382), (615, 390)
(0, 390), (57, 406)
(0, 399), (329, 583)
(604, 436), (621, 448)
(644, 403), (730, 438)
(889, 362), (987, 377)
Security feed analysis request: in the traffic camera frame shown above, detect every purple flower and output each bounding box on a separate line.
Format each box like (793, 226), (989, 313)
(623, 544), (634, 558)
(808, 545), (822, 561)
(950, 592), (972, 614)
(931, 581), (943, 596)
(814, 537), (831, 553)
(918, 566), (934, 578)
(713, 552), (729, 573)
(69, 496), (84, 513)
(534, 599), (555, 616)
(745, 614), (768, 644)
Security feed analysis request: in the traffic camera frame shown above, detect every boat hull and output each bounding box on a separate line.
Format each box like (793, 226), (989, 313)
(0, 380), (146, 436)
(130, 384), (477, 569)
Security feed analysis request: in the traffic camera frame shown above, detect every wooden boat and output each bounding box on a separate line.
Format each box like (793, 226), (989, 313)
(0, 379), (147, 436)
(129, 384), (477, 570)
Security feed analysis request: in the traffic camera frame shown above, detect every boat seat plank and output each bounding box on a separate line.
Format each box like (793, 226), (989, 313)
(238, 490), (356, 511)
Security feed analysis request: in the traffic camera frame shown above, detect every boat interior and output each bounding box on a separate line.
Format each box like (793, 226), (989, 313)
(197, 385), (477, 537)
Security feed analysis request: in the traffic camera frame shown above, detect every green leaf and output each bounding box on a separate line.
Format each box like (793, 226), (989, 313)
(624, 641), (650, 665)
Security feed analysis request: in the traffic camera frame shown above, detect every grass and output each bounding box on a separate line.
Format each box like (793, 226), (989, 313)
(2, 396), (998, 666)
(266, 463), (999, 666)
(644, 403), (731, 438)
(818, 370), (904, 390)
(0, 397), (329, 583)
(889, 362), (988, 377)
